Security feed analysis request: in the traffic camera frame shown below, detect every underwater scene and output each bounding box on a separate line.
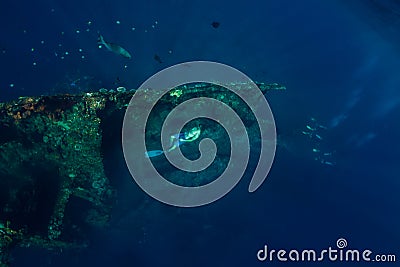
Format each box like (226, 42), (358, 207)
(0, 0), (399, 266)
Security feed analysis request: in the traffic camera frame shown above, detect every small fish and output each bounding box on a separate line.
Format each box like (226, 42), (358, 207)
(154, 54), (162, 63)
(211, 21), (220, 28)
(97, 34), (132, 59)
(323, 161), (335, 166)
(315, 134), (322, 140)
(113, 77), (121, 86)
(306, 125), (316, 131)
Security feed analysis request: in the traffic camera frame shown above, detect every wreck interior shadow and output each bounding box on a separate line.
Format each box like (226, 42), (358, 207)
(0, 161), (61, 234)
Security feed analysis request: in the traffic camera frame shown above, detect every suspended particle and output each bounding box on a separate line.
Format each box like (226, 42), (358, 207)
(40, 40), (45, 44)
(9, 83), (14, 88)
(78, 48), (83, 52)
(116, 20), (121, 25)
(76, 30), (80, 34)
(131, 27), (136, 31)
(65, 51), (69, 55)
(33, 62), (37, 66)
(81, 55), (85, 59)
(31, 48), (35, 52)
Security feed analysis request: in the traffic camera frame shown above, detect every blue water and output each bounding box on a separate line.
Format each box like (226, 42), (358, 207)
(1, 0), (399, 266)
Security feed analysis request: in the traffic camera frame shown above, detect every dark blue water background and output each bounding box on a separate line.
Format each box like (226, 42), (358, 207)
(1, 0), (399, 266)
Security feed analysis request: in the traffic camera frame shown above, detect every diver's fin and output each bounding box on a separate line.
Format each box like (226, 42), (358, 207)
(145, 150), (164, 158)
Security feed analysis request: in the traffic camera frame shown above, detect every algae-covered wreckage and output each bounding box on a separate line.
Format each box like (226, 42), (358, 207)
(0, 81), (285, 266)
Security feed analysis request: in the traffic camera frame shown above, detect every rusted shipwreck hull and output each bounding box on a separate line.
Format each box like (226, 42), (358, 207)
(0, 82), (285, 266)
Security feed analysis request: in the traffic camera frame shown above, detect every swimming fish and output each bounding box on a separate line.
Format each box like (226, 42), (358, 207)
(315, 134), (323, 140)
(154, 54), (162, 63)
(211, 21), (220, 28)
(97, 34), (132, 59)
